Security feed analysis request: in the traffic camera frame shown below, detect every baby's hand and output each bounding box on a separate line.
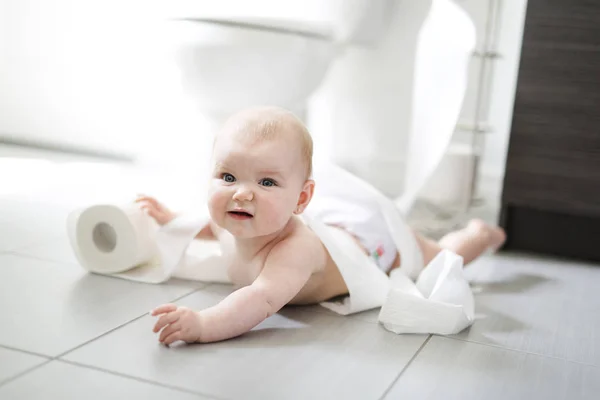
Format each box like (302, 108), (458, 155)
(150, 304), (204, 345)
(135, 195), (176, 225)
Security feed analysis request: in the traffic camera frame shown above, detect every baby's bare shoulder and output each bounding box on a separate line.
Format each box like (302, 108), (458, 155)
(266, 219), (327, 270)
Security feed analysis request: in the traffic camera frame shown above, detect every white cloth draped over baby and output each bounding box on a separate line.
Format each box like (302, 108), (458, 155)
(68, 162), (475, 336)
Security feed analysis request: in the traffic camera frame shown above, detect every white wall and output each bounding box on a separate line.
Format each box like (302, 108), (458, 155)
(0, 0), (182, 161)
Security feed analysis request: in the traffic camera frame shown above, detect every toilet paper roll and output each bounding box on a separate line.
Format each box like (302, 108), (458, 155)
(67, 203), (217, 283)
(67, 204), (160, 275)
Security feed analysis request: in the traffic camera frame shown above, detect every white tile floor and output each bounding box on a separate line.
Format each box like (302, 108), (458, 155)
(1, 145), (599, 399)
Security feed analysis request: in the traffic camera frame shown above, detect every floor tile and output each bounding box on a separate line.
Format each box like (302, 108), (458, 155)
(384, 336), (600, 400)
(301, 301), (382, 323)
(454, 253), (600, 366)
(0, 213), (65, 252)
(10, 238), (79, 265)
(0, 221), (50, 252)
(64, 284), (428, 400)
(0, 347), (48, 384)
(0, 254), (204, 356)
(0, 360), (211, 399)
(0, 198), (73, 251)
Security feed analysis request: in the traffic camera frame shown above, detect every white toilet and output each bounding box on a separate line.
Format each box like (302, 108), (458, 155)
(161, 0), (394, 122)
(153, 0), (476, 215)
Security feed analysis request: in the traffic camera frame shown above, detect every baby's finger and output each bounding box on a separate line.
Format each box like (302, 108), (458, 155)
(138, 203), (155, 212)
(141, 205), (161, 219)
(137, 200), (158, 210)
(135, 194), (152, 203)
(159, 322), (180, 343)
(136, 196), (160, 208)
(162, 331), (183, 346)
(151, 303), (177, 316)
(136, 202), (156, 216)
(153, 312), (180, 333)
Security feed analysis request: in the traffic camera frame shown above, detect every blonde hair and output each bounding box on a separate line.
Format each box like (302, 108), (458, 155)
(218, 106), (313, 179)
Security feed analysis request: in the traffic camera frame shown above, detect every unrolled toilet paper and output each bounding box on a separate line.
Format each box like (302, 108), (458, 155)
(67, 204), (216, 283)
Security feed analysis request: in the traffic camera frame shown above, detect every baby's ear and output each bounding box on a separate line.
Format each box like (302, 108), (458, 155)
(295, 179), (315, 214)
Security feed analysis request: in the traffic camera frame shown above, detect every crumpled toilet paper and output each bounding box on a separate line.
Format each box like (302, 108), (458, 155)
(379, 250), (474, 335)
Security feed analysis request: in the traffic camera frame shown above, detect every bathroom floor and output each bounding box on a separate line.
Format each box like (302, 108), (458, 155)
(1, 145), (599, 400)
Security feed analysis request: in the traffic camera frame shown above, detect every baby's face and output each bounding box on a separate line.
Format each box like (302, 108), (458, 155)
(208, 130), (307, 239)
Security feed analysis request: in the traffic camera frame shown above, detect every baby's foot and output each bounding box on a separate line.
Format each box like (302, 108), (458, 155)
(466, 219), (507, 252)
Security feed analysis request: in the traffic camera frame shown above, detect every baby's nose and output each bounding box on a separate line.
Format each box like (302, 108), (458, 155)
(233, 187), (254, 202)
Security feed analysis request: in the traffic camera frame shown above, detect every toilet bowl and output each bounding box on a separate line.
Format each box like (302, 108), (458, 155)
(162, 0), (394, 122)
(164, 18), (338, 119)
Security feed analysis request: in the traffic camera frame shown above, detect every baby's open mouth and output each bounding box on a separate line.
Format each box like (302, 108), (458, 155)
(228, 211), (253, 219)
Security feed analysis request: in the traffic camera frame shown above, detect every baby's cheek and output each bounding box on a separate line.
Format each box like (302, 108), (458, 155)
(207, 190), (227, 221)
(261, 195), (291, 224)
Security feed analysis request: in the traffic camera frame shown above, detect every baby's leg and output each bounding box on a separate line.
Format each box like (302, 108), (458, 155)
(438, 219), (506, 265)
(406, 219), (506, 268)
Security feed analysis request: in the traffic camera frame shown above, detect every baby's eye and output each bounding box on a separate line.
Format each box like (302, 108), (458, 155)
(221, 173), (236, 183)
(260, 178), (277, 187)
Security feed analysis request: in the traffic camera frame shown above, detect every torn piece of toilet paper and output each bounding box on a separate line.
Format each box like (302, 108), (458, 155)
(379, 250), (474, 335)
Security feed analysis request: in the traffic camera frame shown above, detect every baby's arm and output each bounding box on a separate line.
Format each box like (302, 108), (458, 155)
(197, 237), (314, 342)
(151, 235), (316, 344)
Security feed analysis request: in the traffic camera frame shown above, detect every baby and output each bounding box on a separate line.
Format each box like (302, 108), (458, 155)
(137, 106), (506, 345)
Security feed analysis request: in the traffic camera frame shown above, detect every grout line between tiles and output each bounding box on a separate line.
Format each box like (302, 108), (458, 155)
(0, 344), (52, 359)
(5, 251), (77, 266)
(0, 287), (213, 392)
(378, 335), (432, 400)
(291, 305), (381, 324)
(57, 359), (228, 400)
(179, 283), (220, 297)
(0, 359), (53, 388)
(3, 233), (65, 253)
(55, 289), (205, 360)
(52, 315), (148, 360)
(439, 335), (600, 368)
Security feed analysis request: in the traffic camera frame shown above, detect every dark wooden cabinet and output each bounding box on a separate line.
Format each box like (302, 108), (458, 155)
(500, 0), (600, 261)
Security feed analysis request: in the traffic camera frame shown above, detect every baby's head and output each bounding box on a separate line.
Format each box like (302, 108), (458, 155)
(208, 106), (315, 238)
